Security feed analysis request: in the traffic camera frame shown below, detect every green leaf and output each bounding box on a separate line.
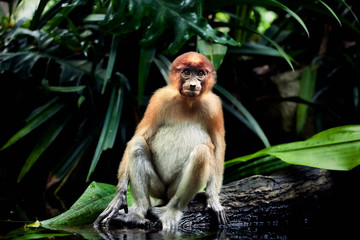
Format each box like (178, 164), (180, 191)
(296, 64), (318, 134)
(318, 0), (342, 26)
(215, 84), (271, 148)
(337, 0), (359, 24)
(226, 125), (360, 171)
(260, 33), (294, 71)
(6, 232), (70, 240)
(46, 86), (86, 93)
(268, 0), (309, 37)
(25, 97), (59, 123)
(0, 52), (41, 78)
(41, 182), (116, 227)
(197, 39), (227, 71)
(17, 116), (70, 183)
(137, 47), (156, 104)
(229, 43), (283, 57)
(87, 83), (124, 181)
(0, 99), (65, 151)
(14, 233), (70, 240)
(30, 0), (49, 30)
(154, 54), (171, 84)
(224, 156), (290, 183)
(41, 182), (134, 228)
(102, 35), (120, 94)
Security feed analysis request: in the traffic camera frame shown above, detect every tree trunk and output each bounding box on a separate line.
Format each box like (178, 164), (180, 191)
(179, 166), (332, 232)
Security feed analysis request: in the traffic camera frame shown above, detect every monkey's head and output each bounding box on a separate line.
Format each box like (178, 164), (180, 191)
(169, 52), (216, 98)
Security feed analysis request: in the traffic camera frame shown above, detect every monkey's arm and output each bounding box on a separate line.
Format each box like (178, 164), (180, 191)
(205, 96), (229, 225)
(93, 149), (130, 227)
(206, 133), (229, 225)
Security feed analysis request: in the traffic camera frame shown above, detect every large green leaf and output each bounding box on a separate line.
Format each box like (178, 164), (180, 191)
(197, 39), (227, 71)
(41, 182), (134, 228)
(41, 182), (116, 228)
(226, 125), (360, 171)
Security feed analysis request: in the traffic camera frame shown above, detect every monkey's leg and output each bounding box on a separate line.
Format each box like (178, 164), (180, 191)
(126, 136), (165, 227)
(150, 144), (211, 231)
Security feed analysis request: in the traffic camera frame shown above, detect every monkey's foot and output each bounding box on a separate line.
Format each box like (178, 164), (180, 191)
(206, 197), (230, 226)
(112, 212), (160, 230)
(148, 206), (183, 231)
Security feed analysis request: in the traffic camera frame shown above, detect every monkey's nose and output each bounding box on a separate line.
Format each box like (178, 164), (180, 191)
(190, 84), (196, 91)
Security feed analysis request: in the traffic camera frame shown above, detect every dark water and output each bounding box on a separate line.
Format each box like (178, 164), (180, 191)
(0, 221), (329, 240)
(2, 208), (358, 240)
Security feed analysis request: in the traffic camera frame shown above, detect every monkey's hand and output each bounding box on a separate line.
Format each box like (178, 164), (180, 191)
(93, 189), (128, 228)
(206, 197), (230, 226)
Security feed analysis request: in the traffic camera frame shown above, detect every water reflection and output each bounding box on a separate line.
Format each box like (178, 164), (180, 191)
(95, 226), (228, 240)
(4, 217), (353, 240)
(93, 223), (295, 240)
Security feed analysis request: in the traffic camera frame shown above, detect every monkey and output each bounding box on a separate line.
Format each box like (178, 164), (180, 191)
(94, 52), (229, 231)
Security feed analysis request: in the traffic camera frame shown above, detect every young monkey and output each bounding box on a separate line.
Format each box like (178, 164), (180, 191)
(94, 52), (229, 231)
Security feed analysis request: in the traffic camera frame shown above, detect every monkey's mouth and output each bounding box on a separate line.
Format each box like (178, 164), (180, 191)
(182, 89), (200, 97)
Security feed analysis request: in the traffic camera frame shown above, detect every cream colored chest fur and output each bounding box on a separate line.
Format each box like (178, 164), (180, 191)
(149, 120), (211, 184)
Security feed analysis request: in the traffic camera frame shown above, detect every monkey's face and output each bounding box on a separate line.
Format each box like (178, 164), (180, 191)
(180, 68), (206, 97)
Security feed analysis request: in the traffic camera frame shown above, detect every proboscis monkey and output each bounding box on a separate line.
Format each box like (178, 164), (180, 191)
(94, 52), (228, 231)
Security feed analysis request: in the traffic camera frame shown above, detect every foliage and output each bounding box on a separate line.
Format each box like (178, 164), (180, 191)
(0, 0), (243, 185)
(0, 0), (359, 199)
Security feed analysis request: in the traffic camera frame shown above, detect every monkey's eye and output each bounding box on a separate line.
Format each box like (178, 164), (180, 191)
(182, 69), (191, 76)
(197, 70), (205, 77)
